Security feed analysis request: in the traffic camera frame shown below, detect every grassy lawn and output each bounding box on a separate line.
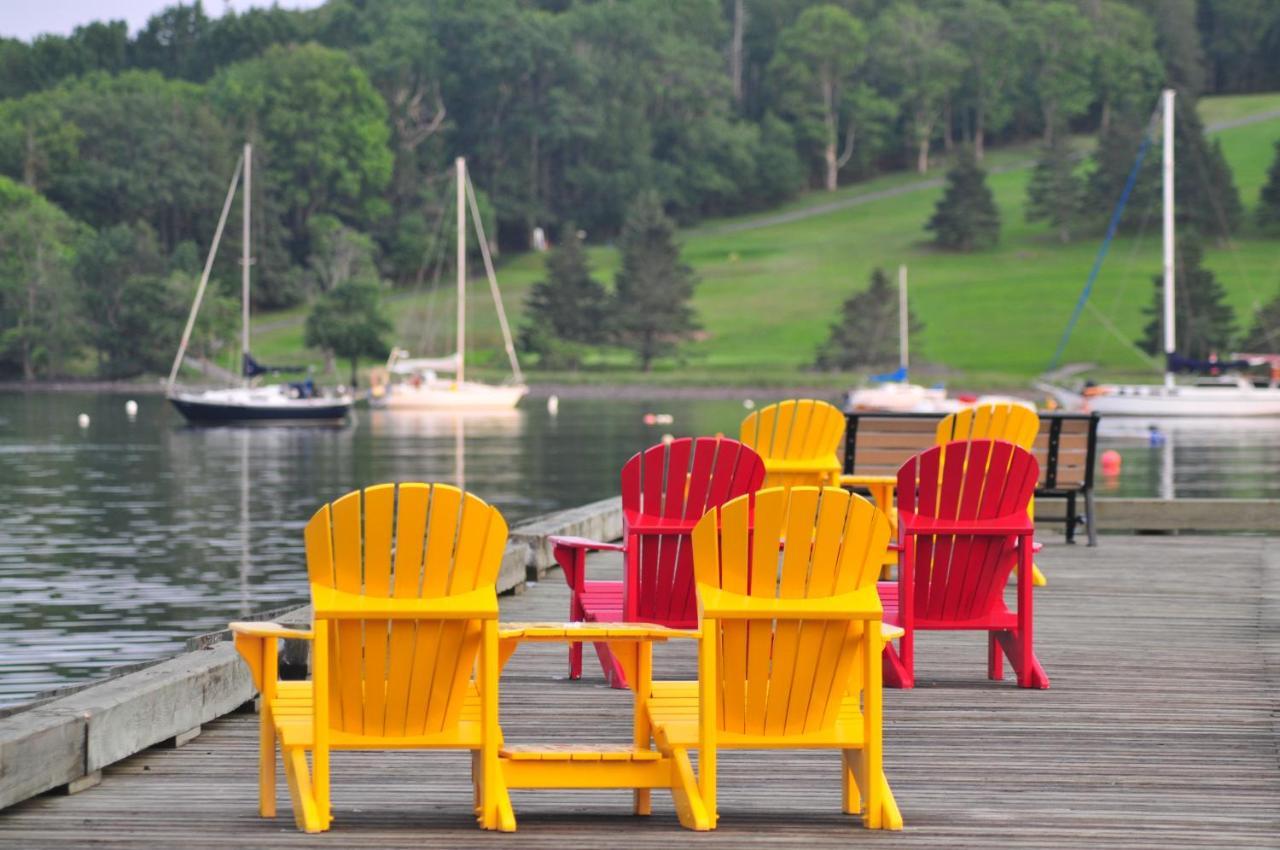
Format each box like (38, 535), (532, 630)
(248, 92), (1280, 389)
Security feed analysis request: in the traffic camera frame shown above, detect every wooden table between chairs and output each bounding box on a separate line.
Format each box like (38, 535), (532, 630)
(495, 622), (698, 817)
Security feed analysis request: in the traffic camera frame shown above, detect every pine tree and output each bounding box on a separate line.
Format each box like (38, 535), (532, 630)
(1256, 140), (1280, 229)
(518, 225), (610, 369)
(1138, 233), (1236, 361)
(1025, 136), (1084, 243)
(1240, 289), (1280, 352)
(815, 267), (923, 371)
(611, 193), (700, 371)
(1084, 99), (1242, 239)
(926, 148), (999, 251)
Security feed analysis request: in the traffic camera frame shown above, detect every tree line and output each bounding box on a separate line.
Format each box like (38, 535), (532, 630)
(4, 0), (1280, 379)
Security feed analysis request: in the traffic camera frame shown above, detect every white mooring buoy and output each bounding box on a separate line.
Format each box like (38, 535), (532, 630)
(125, 399), (138, 418)
(547, 394), (559, 416)
(77, 413), (90, 429)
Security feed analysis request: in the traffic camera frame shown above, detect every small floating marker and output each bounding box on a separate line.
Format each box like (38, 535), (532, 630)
(1100, 449), (1122, 476)
(743, 398), (755, 410)
(77, 413), (90, 429)
(547, 395), (559, 416)
(1146, 425), (1166, 448)
(661, 433), (675, 445)
(654, 413), (674, 425)
(125, 399), (138, 418)
(643, 413), (657, 425)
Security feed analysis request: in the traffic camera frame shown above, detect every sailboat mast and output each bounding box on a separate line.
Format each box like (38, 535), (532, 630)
(456, 156), (466, 385)
(242, 142), (252, 387)
(898, 264), (909, 373)
(1162, 88), (1176, 389)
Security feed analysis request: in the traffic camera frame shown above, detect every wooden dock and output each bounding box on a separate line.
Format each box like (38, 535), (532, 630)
(2, 534), (1277, 848)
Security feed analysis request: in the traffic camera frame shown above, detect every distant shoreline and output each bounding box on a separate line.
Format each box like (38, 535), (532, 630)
(0, 379), (851, 402)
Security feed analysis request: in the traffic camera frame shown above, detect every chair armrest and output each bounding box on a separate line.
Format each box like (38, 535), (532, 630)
(697, 585), (883, 620)
(229, 621), (313, 640)
(311, 585), (499, 619)
(548, 535), (627, 553)
(898, 512), (1034, 537)
(838, 474), (897, 488)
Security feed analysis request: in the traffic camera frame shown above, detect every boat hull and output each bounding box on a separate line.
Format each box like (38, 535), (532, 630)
(1086, 383), (1280, 417)
(374, 381), (527, 411)
(168, 387), (352, 424)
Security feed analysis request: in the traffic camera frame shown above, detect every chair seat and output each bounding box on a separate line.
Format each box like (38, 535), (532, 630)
(270, 682), (483, 749)
(877, 581), (1017, 631)
(579, 581), (623, 620)
(646, 681), (865, 749)
(500, 743), (661, 762)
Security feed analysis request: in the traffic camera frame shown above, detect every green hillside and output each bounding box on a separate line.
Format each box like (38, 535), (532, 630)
(252, 93), (1280, 388)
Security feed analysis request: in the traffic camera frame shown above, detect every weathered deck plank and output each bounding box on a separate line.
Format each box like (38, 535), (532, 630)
(1, 535), (1277, 848)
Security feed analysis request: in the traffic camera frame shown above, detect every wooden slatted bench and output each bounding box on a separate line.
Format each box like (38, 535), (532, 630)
(841, 411), (1100, 545)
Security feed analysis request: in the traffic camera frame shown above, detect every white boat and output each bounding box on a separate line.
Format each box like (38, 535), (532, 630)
(165, 143), (353, 424)
(1079, 89), (1280, 417)
(371, 158), (527, 411)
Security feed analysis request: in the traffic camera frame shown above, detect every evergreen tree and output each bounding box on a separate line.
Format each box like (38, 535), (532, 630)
(519, 225), (611, 369)
(926, 148), (999, 251)
(1084, 99), (1242, 239)
(1138, 234), (1236, 361)
(1256, 140), (1280, 229)
(1240, 290), (1280, 352)
(611, 194), (700, 371)
(815, 267), (923, 371)
(1025, 136), (1084, 243)
(304, 279), (392, 386)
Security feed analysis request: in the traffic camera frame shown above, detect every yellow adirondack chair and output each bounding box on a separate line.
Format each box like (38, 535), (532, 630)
(645, 486), (903, 831)
(739, 399), (845, 490)
(937, 402), (1047, 586)
(230, 483), (513, 833)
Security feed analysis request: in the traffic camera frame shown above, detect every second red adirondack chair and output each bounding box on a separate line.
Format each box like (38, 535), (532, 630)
(880, 438), (1049, 689)
(550, 436), (765, 687)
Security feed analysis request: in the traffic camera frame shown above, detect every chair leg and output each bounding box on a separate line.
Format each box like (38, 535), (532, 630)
(668, 747), (713, 830)
(987, 632), (1004, 680)
(593, 641), (629, 689)
(282, 747), (325, 833)
(569, 640), (583, 679)
(258, 700), (276, 817)
(881, 636), (914, 689)
(841, 750), (862, 815)
(993, 631), (1050, 689)
(1065, 493), (1077, 543)
(1085, 489), (1098, 546)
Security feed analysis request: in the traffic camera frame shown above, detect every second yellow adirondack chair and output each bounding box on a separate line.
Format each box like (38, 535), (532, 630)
(937, 402), (1047, 586)
(645, 486), (902, 831)
(739, 399), (845, 489)
(230, 483), (514, 833)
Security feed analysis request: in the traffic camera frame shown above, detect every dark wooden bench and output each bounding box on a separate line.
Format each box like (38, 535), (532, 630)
(841, 411), (1100, 545)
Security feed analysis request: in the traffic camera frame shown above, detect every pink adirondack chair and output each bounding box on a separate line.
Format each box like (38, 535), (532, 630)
(550, 436), (765, 687)
(880, 438), (1049, 689)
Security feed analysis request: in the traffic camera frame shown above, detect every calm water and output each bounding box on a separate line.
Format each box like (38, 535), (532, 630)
(2, 390), (1279, 704)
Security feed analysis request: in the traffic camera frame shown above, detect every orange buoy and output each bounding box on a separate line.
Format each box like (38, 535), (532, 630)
(1100, 449), (1122, 476)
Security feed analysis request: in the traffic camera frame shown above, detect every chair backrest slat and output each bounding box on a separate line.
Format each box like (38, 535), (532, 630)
(740, 399), (845, 489)
(304, 483), (507, 739)
(693, 487), (889, 738)
(897, 440), (1037, 622)
(622, 437), (764, 625)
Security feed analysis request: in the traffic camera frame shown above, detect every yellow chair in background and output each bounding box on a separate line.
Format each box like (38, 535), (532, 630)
(739, 399), (845, 490)
(231, 483), (513, 833)
(937, 402), (1047, 586)
(645, 486), (903, 831)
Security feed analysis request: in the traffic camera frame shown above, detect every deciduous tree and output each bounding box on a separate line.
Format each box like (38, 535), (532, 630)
(304, 279), (392, 386)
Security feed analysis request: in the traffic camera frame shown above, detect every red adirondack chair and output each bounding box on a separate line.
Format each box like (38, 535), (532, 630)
(550, 436), (765, 687)
(880, 439), (1049, 689)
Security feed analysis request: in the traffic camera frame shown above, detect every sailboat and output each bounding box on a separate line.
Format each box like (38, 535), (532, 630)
(844, 265), (958, 413)
(166, 144), (354, 424)
(370, 158), (528, 411)
(1077, 89), (1280, 417)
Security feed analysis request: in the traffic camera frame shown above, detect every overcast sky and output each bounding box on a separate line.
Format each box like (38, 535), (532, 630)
(2, 0), (327, 41)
